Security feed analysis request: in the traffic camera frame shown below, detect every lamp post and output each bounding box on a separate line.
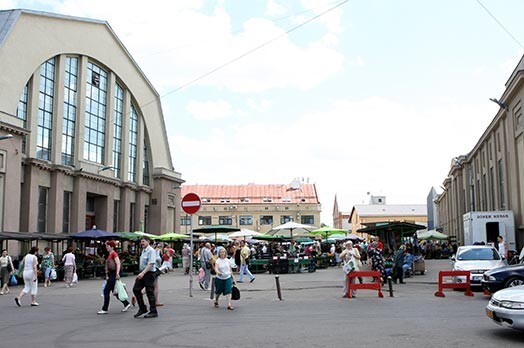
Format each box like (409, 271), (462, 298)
(97, 165), (114, 173)
(0, 134), (13, 141)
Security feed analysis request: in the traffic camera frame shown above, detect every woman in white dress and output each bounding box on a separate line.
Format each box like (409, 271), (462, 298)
(15, 246), (39, 307)
(340, 241), (361, 298)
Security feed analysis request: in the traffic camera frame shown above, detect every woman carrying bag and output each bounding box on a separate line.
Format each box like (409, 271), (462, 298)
(0, 249), (15, 295)
(213, 247), (235, 310)
(340, 241), (361, 298)
(15, 246), (39, 307)
(98, 241), (131, 314)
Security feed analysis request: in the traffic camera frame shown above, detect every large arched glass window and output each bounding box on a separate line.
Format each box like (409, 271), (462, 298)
(113, 83), (124, 178)
(84, 62), (107, 164)
(37, 58), (55, 160)
(128, 104), (138, 182)
(62, 56), (78, 166)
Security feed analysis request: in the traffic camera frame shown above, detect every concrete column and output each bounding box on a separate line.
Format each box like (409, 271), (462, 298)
(71, 175), (86, 232)
(135, 190), (146, 233)
(1, 134), (22, 232)
(26, 67), (40, 158)
(20, 164), (40, 232)
(149, 177), (180, 234)
(48, 170), (65, 232)
(119, 186), (131, 232)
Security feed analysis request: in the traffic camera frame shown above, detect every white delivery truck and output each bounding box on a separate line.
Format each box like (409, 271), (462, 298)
(463, 211), (516, 250)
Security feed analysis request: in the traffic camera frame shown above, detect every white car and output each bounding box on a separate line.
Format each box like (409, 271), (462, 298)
(486, 285), (524, 330)
(452, 246), (506, 286)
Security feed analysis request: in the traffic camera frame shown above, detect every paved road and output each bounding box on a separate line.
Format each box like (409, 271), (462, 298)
(1, 259), (523, 348)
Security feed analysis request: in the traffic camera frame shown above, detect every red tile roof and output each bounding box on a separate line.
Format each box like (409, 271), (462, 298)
(181, 184), (319, 204)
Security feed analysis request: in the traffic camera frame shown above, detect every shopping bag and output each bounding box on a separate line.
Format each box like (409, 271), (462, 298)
(72, 272), (78, 283)
(198, 267), (205, 282)
(13, 260), (24, 278)
(9, 274), (17, 286)
(231, 285), (240, 300)
(50, 269), (57, 280)
(101, 281), (106, 297)
(115, 280), (128, 302)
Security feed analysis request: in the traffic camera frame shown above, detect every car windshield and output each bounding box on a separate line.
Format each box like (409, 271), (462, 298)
(457, 248), (500, 261)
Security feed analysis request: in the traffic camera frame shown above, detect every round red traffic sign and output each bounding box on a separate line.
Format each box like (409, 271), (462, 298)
(181, 193), (201, 215)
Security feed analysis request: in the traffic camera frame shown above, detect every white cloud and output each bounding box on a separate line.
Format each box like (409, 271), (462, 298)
(266, 0), (288, 17)
(0, 0), (16, 8)
(186, 100), (232, 121)
(44, 0), (345, 94)
(171, 95), (495, 223)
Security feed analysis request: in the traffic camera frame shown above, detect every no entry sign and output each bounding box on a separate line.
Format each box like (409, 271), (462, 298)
(181, 193), (201, 215)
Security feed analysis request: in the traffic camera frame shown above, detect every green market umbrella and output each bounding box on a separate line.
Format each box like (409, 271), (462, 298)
(115, 231), (142, 240)
(309, 226), (349, 240)
(156, 232), (190, 242)
(134, 231), (161, 240)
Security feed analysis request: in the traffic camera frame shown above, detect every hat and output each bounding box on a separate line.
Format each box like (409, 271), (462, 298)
(106, 240), (116, 248)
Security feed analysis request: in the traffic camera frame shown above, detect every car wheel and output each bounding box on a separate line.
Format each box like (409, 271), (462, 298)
(504, 277), (524, 288)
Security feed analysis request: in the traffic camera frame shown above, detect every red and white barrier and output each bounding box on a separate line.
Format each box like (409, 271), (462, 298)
(434, 270), (474, 297)
(346, 271), (384, 300)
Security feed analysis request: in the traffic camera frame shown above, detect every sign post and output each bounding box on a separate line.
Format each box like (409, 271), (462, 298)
(182, 193), (201, 297)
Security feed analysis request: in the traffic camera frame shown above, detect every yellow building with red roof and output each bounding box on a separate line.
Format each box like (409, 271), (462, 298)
(180, 182), (321, 234)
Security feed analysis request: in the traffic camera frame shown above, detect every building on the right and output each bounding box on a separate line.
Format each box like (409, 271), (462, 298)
(434, 55), (524, 249)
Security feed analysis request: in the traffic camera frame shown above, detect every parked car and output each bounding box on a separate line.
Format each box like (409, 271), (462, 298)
(451, 246), (506, 286)
(482, 258), (524, 293)
(486, 285), (524, 330)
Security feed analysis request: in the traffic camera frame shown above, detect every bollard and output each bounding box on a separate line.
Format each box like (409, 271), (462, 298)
(209, 277), (215, 300)
(387, 276), (394, 297)
(275, 275), (283, 300)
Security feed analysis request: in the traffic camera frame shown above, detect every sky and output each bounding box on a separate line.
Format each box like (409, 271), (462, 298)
(2, 0), (524, 225)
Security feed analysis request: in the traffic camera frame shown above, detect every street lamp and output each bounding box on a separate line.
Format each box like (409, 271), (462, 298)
(489, 98), (506, 109)
(98, 165), (114, 173)
(0, 134), (13, 141)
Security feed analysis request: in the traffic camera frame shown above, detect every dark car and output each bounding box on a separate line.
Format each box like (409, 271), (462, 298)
(482, 260), (524, 293)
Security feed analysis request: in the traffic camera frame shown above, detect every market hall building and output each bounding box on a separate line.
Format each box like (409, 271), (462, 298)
(0, 10), (183, 251)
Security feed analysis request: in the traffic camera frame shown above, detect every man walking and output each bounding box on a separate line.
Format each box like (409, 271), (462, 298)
(133, 236), (158, 318)
(497, 235), (509, 259)
(238, 240), (255, 283)
(200, 242), (213, 290)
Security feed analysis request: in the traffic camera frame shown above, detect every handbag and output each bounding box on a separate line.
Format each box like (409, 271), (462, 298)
(9, 274), (17, 286)
(231, 285), (240, 300)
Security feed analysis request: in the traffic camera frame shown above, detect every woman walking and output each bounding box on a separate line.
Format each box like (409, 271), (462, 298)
(15, 246), (39, 307)
(340, 241), (361, 298)
(213, 248), (234, 310)
(62, 246), (76, 288)
(1, 249), (15, 295)
(41, 247), (55, 287)
(98, 241), (131, 314)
